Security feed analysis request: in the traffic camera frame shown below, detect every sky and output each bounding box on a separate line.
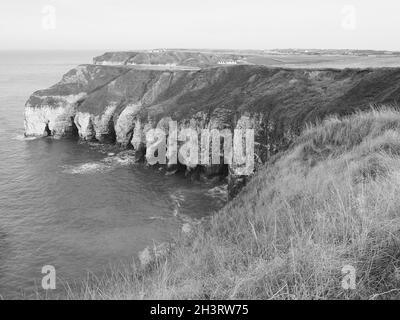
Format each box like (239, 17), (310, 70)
(0, 0), (399, 51)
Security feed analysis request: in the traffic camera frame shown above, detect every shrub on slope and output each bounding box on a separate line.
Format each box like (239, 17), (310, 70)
(73, 108), (400, 300)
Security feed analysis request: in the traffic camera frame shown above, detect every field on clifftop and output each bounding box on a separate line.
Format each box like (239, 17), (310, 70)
(64, 107), (400, 300)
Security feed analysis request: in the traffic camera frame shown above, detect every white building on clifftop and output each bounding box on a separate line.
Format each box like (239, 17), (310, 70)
(217, 59), (238, 65)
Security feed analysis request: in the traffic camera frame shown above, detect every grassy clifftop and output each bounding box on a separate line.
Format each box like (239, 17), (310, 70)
(68, 107), (400, 300)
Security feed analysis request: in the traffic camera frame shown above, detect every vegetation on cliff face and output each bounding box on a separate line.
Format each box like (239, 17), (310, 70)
(65, 108), (400, 300)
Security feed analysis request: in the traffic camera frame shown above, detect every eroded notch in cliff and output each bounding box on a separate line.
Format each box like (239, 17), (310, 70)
(68, 116), (79, 138)
(44, 121), (52, 136)
(100, 116), (117, 143)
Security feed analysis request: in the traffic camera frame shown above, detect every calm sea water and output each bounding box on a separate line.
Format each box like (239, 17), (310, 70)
(0, 51), (225, 299)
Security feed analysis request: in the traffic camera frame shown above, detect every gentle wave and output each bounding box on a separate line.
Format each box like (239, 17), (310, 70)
(12, 134), (38, 141)
(62, 151), (137, 175)
(62, 162), (110, 174)
(103, 152), (136, 166)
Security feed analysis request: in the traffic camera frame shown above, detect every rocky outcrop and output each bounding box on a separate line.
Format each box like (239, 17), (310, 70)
(24, 51), (400, 196)
(24, 64), (128, 137)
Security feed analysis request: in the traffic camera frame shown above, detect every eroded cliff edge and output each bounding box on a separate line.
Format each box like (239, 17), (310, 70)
(24, 51), (400, 197)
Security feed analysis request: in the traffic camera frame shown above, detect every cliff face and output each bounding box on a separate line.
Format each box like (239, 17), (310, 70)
(24, 51), (400, 196)
(24, 65), (129, 137)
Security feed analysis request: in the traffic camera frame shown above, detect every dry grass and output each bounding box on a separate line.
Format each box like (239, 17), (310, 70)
(68, 107), (400, 300)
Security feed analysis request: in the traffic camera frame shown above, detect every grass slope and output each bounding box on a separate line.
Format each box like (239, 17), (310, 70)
(69, 107), (400, 300)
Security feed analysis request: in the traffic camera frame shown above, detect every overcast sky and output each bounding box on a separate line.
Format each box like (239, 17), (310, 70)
(0, 0), (399, 51)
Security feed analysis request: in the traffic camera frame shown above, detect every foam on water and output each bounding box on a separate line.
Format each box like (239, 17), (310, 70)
(103, 152), (136, 166)
(62, 162), (110, 174)
(12, 134), (38, 141)
(62, 151), (137, 174)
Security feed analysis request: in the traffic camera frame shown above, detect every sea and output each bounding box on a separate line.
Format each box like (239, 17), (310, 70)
(0, 51), (226, 299)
